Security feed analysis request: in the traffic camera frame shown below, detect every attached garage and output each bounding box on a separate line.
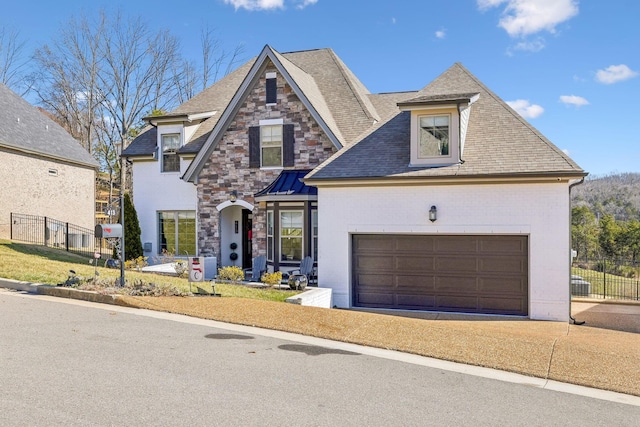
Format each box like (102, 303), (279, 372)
(352, 234), (529, 316)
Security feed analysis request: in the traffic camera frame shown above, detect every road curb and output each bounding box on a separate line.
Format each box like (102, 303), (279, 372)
(0, 278), (119, 305)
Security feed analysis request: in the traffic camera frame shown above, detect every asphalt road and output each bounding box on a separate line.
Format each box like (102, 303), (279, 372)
(1, 291), (639, 426)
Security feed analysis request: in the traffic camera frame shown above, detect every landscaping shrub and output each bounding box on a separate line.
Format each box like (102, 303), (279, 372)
(217, 265), (244, 283)
(261, 271), (282, 287)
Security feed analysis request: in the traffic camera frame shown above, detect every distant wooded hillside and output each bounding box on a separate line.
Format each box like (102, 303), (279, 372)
(571, 173), (640, 221)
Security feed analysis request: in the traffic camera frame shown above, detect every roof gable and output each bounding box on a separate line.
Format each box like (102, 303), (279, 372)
(182, 45), (348, 182)
(0, 83), (98, 168)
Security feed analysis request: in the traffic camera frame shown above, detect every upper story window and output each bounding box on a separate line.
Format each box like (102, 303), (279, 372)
(161, 133), (180, 173)
(398, 92), (479, 168)
(419, 115), (450, 158)
(266, 71), (277, 104)
(261, 125), (282, 167)
(249, 120), (295, 169)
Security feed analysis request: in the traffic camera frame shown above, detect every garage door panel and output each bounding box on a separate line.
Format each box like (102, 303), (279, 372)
(354, 236), (396, 252)
(478, 297), (527, 314)
(479, 278), (527, 294)
(396, 294), (436, 308)
(479, 238), (526, 254)
(435, 237), (478, 253)
(480, 258), (526, 273)
(436, 257), (478, 272)
(395, 256), (435, 272)
(357, 274), (396, 288)
(436, 296), (479, 310)
(352, 234), (528, 316)
(356, 292), (394, 306)
(395, 275), (435, 290)
(396, 236), (436, 252)
(435, 276), (478, 292)
(356, 255), (394, 270)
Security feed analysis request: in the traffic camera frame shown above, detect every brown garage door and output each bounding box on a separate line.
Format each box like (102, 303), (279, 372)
(352, 234), (528, 316)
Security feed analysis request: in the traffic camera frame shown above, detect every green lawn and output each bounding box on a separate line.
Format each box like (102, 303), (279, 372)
(0, 239), (298, 302)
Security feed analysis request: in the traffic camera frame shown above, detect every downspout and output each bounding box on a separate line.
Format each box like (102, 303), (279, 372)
(457, 103), (465, 165)
(568, 177), (586, 325)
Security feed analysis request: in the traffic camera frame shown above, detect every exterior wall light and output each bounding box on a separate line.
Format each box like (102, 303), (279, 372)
(429, 205), (437, 222)
(230, 190), (238, 203)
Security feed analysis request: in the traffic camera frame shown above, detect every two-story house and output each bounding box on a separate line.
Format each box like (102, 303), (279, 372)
(123, 45), (586, 321)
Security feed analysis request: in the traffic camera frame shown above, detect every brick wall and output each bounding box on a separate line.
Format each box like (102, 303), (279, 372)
(0, 148), (95, 239)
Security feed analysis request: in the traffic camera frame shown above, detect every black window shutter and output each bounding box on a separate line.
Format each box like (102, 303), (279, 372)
(283, 124), (295, 167)
(249, 126), (260, 168)
(266, 78), (277, 104)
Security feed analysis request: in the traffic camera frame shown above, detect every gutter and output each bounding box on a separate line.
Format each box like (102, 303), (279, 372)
(568, 177), (586, 325)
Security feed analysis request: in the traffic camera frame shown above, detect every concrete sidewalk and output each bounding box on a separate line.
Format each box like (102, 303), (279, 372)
(2, 278), (639, 399)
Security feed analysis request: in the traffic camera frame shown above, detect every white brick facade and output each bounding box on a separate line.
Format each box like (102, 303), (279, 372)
(317, 181), (572, 321)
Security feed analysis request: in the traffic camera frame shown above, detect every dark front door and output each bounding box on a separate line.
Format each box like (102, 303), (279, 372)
(242, 209), (252, 270)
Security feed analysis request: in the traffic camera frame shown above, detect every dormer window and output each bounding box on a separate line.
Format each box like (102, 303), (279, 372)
(398, 92), (479, 168)
(419, 114), (450, 158)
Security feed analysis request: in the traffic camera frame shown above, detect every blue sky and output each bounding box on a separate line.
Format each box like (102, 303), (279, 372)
(1, 0), (638, 177)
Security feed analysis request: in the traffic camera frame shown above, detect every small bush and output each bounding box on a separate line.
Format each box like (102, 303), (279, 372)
(125, 256), (148, 271)
(217, 265), (245, 283)
(261, 271), (282, 287)
(173, 260), (188, 278)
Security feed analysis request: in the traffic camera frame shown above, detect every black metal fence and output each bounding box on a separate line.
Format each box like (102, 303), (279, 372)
(10, 213), (104, 258)
(571, 258), (640, 301)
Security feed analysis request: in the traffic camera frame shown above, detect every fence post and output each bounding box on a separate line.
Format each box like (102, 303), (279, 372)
(10, 213), (12, 240)
(65, 222), (69, 252)
(603, 258), (607, 299)
(44, 217), (48, 247)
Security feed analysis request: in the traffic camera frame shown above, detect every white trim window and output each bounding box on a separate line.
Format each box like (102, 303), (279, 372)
(280, 211), (303, 262)
(260, 125), (283, 168)
(418, 114), (450, 158)
(161, 134), (181, 172)
(267, 211), (274, 261)
(158, 211), (196, 255)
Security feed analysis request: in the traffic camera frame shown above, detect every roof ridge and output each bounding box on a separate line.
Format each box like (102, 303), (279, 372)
(326, 49), (380, 123)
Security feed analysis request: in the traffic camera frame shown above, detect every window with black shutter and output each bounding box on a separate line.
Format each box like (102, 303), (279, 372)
(249, 126), (260, 168)
(283, 124), (295, 167)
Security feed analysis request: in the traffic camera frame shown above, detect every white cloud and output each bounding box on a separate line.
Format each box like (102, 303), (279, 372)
(223, 0), (317, 10)
(559, 95), (589, 107)
(295, 0), (318, 9)
(511, 38), (545, 52)
(595, 64), (639, 84)
(562, 148), (570, 155)
(478, 0), (579, 37)
(391, 17), (396, 24)
(435, 29), (446, 39)
(506, 99), (544, 118)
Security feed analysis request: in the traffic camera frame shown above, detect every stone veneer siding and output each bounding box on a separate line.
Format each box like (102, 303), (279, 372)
(196, 65), (336, 260)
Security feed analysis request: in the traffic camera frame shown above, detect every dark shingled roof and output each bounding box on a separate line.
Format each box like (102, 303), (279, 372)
(0, 83), (98, 168)
(122, 126), (157, 157)
(255, 169), (316, 198)
(306, 63), (586, 181)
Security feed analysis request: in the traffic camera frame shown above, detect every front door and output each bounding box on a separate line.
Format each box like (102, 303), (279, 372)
(242, 209), (252, 270)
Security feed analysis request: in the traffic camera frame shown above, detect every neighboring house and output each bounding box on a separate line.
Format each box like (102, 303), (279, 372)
(123, 45), (586, 321)
(0, 83), (98, 240)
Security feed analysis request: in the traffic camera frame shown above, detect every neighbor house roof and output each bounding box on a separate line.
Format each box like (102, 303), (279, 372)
(305, 63), (586, 183)
(0, 83), (98, 168)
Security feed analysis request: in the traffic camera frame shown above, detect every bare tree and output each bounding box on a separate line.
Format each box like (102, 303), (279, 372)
(31, 8), (245, 194)
(0, 27), (29, 94)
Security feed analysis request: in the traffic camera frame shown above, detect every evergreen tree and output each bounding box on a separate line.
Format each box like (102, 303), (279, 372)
(122, 193), (143, 260)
